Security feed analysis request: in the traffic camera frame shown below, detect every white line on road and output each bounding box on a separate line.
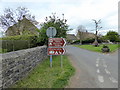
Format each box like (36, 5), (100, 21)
(98, 75), (104, 83)
(103, 61), (107, 68)
(109, 77), (118, 83)
(96, 58), (100, 63)
(97, 69), (100, 73)
(96, 64), (99, 67)
(105, 68), (111, 74)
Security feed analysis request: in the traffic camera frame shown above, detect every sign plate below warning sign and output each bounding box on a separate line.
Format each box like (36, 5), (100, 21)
(48, 48), (65, 55)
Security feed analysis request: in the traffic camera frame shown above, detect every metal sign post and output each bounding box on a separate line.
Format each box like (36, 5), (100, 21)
(50, 55), (52, 68)
(49, 37), (53, 68)
(46, 27), (57, 68)
(61, 55), (63, 68)
(46, 27), (66, 68)
(61, 37), (63, 68)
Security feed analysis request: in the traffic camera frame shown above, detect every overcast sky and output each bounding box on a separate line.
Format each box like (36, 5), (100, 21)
(0, 0), (119, 35)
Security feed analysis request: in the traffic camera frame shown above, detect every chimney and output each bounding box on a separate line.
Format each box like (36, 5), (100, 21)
(23, 15), (26, 18)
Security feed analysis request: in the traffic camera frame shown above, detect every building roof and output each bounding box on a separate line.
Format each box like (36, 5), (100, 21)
(5, 16), (39, 36)
(66, 34), (77, 40)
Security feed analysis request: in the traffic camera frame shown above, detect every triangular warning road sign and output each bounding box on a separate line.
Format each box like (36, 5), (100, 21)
(55, 51), (58, 55)
(49, 43), (52, 45)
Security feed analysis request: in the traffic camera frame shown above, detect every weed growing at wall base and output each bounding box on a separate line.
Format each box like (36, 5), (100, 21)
(11, 55), (75, 88)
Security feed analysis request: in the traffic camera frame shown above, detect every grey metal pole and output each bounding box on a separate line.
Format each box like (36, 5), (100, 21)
(50, 55), (52, 68)
(60, 37), (63, 68)
(50, 37), (53, 68)
(61, 55), (63, 68)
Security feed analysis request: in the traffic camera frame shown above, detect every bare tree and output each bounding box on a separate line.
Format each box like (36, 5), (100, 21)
(77, 25), (87, 44)
(0, 7), (37, 31)
(92, 19), (102, 46)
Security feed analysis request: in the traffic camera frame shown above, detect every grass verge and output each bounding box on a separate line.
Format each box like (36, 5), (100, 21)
(11, 55), (75, 88)
(74, 44), (119, 53)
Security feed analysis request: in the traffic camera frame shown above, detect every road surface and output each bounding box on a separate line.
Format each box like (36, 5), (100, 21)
(65, 45), (118, 88)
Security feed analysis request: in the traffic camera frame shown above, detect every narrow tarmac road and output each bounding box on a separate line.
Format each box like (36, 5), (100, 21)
(65, 45), (118, 88)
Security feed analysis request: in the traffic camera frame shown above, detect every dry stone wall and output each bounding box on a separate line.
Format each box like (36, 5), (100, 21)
(1, 46), (47, 88)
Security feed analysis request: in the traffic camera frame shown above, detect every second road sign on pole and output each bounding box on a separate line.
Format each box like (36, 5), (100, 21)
(48, 48), (65, 55)
(48, 38), (66, 47)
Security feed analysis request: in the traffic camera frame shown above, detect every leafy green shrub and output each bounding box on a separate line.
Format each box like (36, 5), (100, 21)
(82, 38), (95, 44)
(0, 35), (42, 52)
(101, 45), (110, 52)
(102, 45), (109, 48)
(1, 35), (36, 41)
(36, 35), (46, 46)
(71, 40), (80, 44)
(1, 40), (30, 52)
(105, 31), (119, 42)
(66, 39), (72, 44)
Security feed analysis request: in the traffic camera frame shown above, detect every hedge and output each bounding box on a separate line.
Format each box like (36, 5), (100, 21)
(72, 38), (102, 44)
(1, 40), (30, 52)
(0, 35), (43, 52)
